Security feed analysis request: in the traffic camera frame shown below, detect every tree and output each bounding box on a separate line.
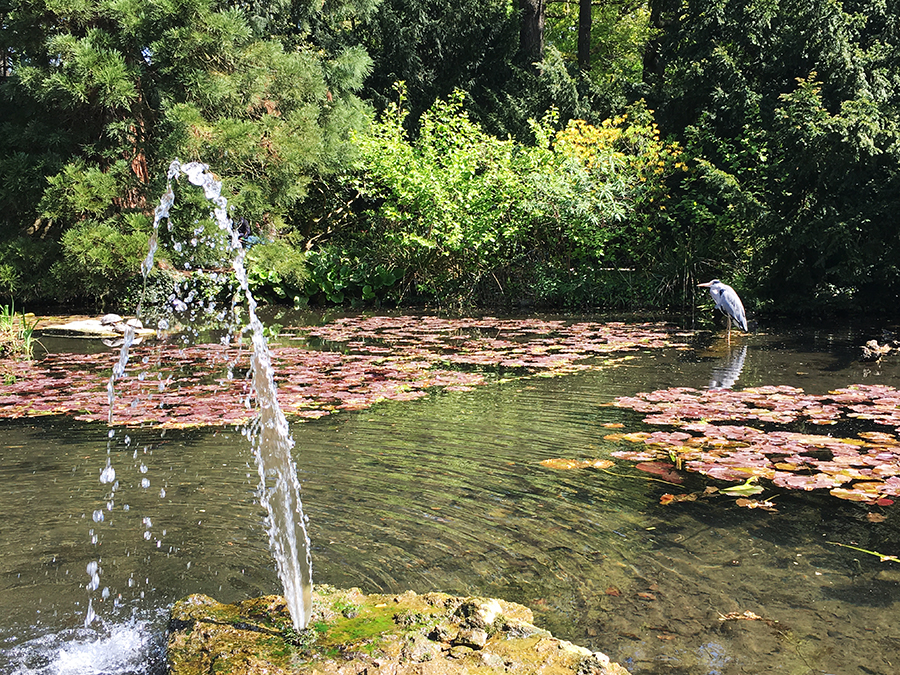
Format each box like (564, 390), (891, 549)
(348, 0), (519, 126)
(543, 0), (654, 113)
(519, 0), (546, 64)
(577, 0), (591, 71)
(645, 0), (900, 313)
(0, 0), (372, 304)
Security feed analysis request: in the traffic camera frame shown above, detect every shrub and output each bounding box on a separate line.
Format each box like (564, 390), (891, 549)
(245, 237), (311, 306)
(52, 217), (150, 305)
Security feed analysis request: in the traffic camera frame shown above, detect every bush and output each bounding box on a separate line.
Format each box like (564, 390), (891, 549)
(52, 217), (150, 305)
(245, 237), (312, 306)
(334, 89), (684, 309)
(0, 237), (62, 305)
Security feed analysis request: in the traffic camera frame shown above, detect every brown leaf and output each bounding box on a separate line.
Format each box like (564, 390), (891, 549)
(659, 492), (698, 505)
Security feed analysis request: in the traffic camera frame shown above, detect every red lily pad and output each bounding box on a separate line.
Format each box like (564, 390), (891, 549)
(610, 383), (900, 504)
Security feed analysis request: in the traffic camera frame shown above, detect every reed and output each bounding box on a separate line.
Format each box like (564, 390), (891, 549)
(0, 302), (37, 360)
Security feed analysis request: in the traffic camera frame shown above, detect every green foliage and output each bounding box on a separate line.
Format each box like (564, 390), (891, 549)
(331, 88), (679, 307)
(305, 245), (402, 305)
(753, 74), (900, 312)
(40, 159), (133, 223)
(1, 0), (374, 306)
(0, 302), (38, 361)
(647, 0), (900, 314)
(53, 217), (151, 303)
(544, 0), (655, 106)
(160, 39), (373, 227)
(350, 0), (519, 127)
(0, 237), (62, 304)
(246, 237), (311, 306)
(2, 0), (898, 317)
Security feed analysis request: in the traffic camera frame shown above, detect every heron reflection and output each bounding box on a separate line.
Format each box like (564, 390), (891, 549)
(708, 344), (748, 390)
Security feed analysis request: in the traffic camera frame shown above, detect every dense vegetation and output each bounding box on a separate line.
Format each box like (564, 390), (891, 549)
(1, 0), (898, 317)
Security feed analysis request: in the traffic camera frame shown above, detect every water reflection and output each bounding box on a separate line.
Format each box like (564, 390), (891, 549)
(2, 323), (900, 674)
(707, 344), (747, 390)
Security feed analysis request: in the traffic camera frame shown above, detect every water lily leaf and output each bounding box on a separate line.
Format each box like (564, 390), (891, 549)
(634, 462), (684, 483)
(721, 478), (764, 497)
(772, 472), (846, 491)
(7, 317), (694, 429)
(610, 450), (658, 461)
(828, 487), (879, 503)
(610, 383), (900, 504)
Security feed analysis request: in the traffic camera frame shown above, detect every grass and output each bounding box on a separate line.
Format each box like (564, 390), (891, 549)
(0, 302), (38, 360)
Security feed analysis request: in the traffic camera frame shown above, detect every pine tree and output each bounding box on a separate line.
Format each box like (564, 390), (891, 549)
(0, 0), (373, 302)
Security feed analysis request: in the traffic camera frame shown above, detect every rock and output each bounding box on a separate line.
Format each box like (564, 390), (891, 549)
(862, 339), (894, 361)
(167, 586), (629, 675)
(448, 645), (474, 659)
(480, 652), (506, 668)
(403, 631), (440, 662)
(454, 627), (488, 649)
(100, 313), (124, 325)
(40, 316), (156, 339)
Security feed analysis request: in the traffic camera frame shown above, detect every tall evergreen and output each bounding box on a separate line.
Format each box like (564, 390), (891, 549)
(645, 0), (900, 313)
(0, 0), (373, 303)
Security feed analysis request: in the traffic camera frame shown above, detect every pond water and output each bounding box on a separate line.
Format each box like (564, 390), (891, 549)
(2, 316), (900, 675)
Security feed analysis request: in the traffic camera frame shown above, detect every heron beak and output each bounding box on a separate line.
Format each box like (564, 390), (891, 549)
(697, 281), (713, 288)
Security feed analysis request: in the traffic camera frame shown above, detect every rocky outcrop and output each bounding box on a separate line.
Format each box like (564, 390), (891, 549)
(167, 586), (628, 675)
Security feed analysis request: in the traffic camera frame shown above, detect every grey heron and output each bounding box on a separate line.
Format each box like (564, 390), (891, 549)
(698, 279), (748, 342)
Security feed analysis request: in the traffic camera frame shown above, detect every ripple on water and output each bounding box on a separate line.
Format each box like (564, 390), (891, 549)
(4, 324), (900, 674)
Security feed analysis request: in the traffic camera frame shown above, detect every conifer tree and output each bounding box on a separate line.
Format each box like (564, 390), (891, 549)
(0, 0), (373, 302)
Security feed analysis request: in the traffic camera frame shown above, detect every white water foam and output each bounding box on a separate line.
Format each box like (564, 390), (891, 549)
(7, 617), (165, 675)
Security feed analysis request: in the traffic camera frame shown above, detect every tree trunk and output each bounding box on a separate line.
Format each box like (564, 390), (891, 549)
(577, 0), (592, 71)
(642, 0), (666, 83)
(518, 0), (545, 64)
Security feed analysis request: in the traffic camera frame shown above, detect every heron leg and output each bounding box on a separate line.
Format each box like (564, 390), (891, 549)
(726, 316), (732, 345)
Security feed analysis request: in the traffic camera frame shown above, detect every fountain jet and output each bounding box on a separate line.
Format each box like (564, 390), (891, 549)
(129, 160), (313, 629)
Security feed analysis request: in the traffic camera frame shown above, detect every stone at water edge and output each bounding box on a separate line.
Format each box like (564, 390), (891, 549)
(167, 586), (629, 674)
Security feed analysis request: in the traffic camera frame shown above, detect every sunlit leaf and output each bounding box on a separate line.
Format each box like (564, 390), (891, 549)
(721, 478), (764, 497)
(540, 458), (614, 470)
(634, 462), (684, 483)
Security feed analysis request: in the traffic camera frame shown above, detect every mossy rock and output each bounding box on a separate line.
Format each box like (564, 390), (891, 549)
(167, 586), (628, 674)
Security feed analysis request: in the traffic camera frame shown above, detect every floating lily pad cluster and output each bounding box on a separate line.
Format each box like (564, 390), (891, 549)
(301, 315), (688, 370)
(610, 384), (900, 504)
(0, 317), (687, 428)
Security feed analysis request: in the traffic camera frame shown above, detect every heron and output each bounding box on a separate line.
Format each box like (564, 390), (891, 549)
(698, 279), (748, 342)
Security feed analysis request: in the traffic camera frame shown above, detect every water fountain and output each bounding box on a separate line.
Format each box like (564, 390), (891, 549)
(93, 160), (312, 631)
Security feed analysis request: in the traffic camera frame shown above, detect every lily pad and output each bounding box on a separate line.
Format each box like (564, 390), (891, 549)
(611, 384), (900, 504)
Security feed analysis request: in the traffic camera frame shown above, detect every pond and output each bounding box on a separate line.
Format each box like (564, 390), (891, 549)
(2, 314), (899, 675)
